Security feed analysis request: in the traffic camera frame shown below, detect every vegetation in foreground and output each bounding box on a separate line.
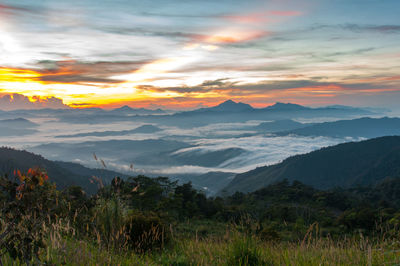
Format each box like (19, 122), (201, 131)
(1, 168), (400, 265)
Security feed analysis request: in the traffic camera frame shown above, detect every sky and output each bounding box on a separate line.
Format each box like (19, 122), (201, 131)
(0, 0), (400, 110)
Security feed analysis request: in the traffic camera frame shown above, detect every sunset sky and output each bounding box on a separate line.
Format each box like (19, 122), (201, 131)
(0, 0), (400, 109)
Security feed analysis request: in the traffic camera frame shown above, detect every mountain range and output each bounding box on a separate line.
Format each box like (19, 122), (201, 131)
(221, 136), (400, 195)
(277, 117), (400, 138)
(0, 118), (39, 136)
(2, 136), (400, 197)
(0, 100), (374, 126)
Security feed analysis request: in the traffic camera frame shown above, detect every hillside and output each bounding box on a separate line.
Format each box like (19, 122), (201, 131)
(279, 117), (400, 138)
(253, 119), (306, 133)
(56, 124), (162, 138)
(0, 147), (124, 193)
(221, 136), (400, 194)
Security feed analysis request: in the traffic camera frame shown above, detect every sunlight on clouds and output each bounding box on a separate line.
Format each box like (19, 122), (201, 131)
(0, 27), (19, 52)
(198, 29), (268, 44)
(0, 0), (399, 109)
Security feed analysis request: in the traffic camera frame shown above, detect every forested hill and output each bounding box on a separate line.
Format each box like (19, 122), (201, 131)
(0, 147), (125, 194)
(221, 136), (400, 195)
(277, 117), (400, 138)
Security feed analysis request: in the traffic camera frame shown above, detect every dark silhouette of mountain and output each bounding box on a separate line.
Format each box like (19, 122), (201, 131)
(133, 101), (375, 128)
(113, 105), (134, 112)
(186, 100), (254, 114)
(278, 117), (400, 138)
(176, 171), (236, 196)
(109, 105), (166, 115)
(0, 147), (124, 194)
(170, 147), (246, 167)
(209, 100), (254, 112)
(48, 100), (376, 126)
(221, 136), (400, 195)
(253, 119), (307, 133)
(56, 124), (162, 138)
(263, 102), (310, 111)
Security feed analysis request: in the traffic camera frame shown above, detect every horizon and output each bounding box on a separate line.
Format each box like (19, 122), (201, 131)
(0, 98), (393, 112)
(1, 0), (399, 110)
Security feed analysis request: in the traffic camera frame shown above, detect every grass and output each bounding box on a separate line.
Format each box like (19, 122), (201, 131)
(2, 233), (399, 265)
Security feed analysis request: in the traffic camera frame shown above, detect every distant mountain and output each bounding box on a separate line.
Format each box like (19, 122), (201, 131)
(188, 100), (254, 114)
(325, 105), (365, 110)
(44, 100), (378, 126)
(324, 105), (390, 114)
(56, 124), (162, 138)
(30, 139), (246, 172)
(170, 147), (246, 167)
(0, 118), (38, 128)
(139, 101), (375, 128)
(29, 139), (192, 167)
(109, 105), (166, 115)
(0, 118), (39, 136)
(131, 124), (162, 134)
(253, 119), (307, 133)
(113, 105), (135, 112)
(221, 136), (400, 195)
(209, 100), (254, 112)
(279, 117), (400, 138)
(263, 102), (310, 111)
(0, 147), (124, 194)
(175, 171), (236, 196)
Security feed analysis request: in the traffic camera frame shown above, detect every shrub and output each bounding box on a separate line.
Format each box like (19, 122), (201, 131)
(0, 168), (61, 262)
(124, 211), (170, 253)
(226, 234), (267, 266)
(93, 197), (127, 249)
(260, 226), (280, 242)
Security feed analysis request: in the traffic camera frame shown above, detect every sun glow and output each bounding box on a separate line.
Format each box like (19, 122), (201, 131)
(0, 54), (208, 107)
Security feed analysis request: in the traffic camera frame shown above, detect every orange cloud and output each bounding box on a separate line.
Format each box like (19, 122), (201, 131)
(0, 93), (68, 110)
(193, 30), (268, 44)
(0, 68), (41, 82)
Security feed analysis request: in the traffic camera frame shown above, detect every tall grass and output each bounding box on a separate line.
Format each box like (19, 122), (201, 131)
(1, 234), (399, 265)
(3, 223), (398, 265)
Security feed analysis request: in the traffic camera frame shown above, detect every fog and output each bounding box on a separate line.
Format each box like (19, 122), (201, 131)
(0, 102), (395, 194)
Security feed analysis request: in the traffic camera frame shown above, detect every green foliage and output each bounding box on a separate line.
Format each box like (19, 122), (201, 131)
(259, 226), (280, 242)
(224, 136), (400, 194)
(0, 168), (62, 262)
(124, 211), (170, 253)
(93, 197), (128, 249)
(226, 234), (267, 266)
(2, 169), (400, 264)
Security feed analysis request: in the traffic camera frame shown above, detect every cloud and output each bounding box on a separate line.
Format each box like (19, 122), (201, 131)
(34, 60), (149, 84)
(126, 77), (400, 109)
(191, 30), (269, 44)
(0, 3), (35, 15)
(124, 135), (345, 175)
(136, 78), (397, 95)
(0, 93), (69, 110)
(222, 10), (302, 24)
(308, 23), (400, 34)
(342, 24), (400, 33)
(0, 60), (150, 86)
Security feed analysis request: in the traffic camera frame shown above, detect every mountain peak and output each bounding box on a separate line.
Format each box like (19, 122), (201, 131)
(266, 102), (308, 110)
(221, 99), (235, 104)
(114, 105), (133, 111)
(212, 100), (253, 112)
